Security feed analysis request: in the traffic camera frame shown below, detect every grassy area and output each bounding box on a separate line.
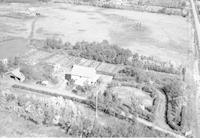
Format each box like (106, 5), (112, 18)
(0, 3), (190, 64)
(0, 38), (29, 59)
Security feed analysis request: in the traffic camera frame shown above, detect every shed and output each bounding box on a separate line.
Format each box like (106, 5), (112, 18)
(5, 68), (25, 82)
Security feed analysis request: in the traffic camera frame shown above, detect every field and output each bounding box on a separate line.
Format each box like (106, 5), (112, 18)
(0, 2), (190, 65)
(0, 38), (29, 59)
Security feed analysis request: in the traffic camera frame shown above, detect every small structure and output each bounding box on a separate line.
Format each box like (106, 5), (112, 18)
(25, 8), (39, 16)
(68, 65), (100, 86)
(36, 80), (48, 86)
(0, 58), (8, 66)
(5, 68), (25, 82)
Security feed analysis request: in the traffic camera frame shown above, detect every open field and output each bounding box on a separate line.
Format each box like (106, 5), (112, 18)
(0, 2), (190, 64)
(0, 38), (29, 59)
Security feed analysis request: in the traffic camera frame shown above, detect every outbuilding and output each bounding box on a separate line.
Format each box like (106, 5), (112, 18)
(5, 68), (25, 82)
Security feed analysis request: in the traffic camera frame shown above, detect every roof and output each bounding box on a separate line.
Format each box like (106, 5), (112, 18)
(6, 68), (25, 81)
(71, 65), (96, 79)
(74, 77), (88, 86)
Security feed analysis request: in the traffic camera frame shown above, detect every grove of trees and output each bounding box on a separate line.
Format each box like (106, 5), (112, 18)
(162, 81), (185, 131)
(43, 38), (181, 74)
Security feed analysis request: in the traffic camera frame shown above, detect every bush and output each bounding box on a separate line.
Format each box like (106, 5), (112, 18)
(73, 84), (94, 96)
(5, 93), (16, 102)
(162, 80), (184, 131)
(163, 80), (183, 99)
(44, 38), (63, 49)
(118, 67), (149, 83)
(158, 8), (166, 14)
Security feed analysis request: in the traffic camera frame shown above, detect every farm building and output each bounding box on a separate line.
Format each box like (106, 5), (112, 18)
(5, 68), (25, 82)
(67, 65), (100, 86)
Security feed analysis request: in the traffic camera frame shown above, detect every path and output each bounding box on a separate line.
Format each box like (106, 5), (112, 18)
(28, 16), (38, 45)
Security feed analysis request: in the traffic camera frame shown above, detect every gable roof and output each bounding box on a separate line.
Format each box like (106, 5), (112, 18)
(71, 65), (96, 78)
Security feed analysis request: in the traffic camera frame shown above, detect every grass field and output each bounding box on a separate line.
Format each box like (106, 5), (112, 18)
(0, 38), (29, 59)
(0, 3), (190, 64)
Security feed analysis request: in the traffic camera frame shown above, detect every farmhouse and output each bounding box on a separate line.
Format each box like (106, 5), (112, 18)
(5, 68), (25, 82)
(67, 65), (100, 86)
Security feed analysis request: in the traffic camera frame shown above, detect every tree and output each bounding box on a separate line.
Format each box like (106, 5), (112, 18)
(44, 38), (63, 49)
(0, 62), (7, 75)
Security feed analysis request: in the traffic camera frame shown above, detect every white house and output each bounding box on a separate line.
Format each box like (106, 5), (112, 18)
(70, 65), (100, 86)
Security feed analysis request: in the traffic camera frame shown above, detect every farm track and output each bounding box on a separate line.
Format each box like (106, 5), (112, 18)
(28, 16), (38, 45)
(3, 80), (184, 138)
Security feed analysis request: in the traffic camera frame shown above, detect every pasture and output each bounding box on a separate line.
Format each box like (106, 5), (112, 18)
(0, 2), (190, 64)
(0, 38), (28, 59)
